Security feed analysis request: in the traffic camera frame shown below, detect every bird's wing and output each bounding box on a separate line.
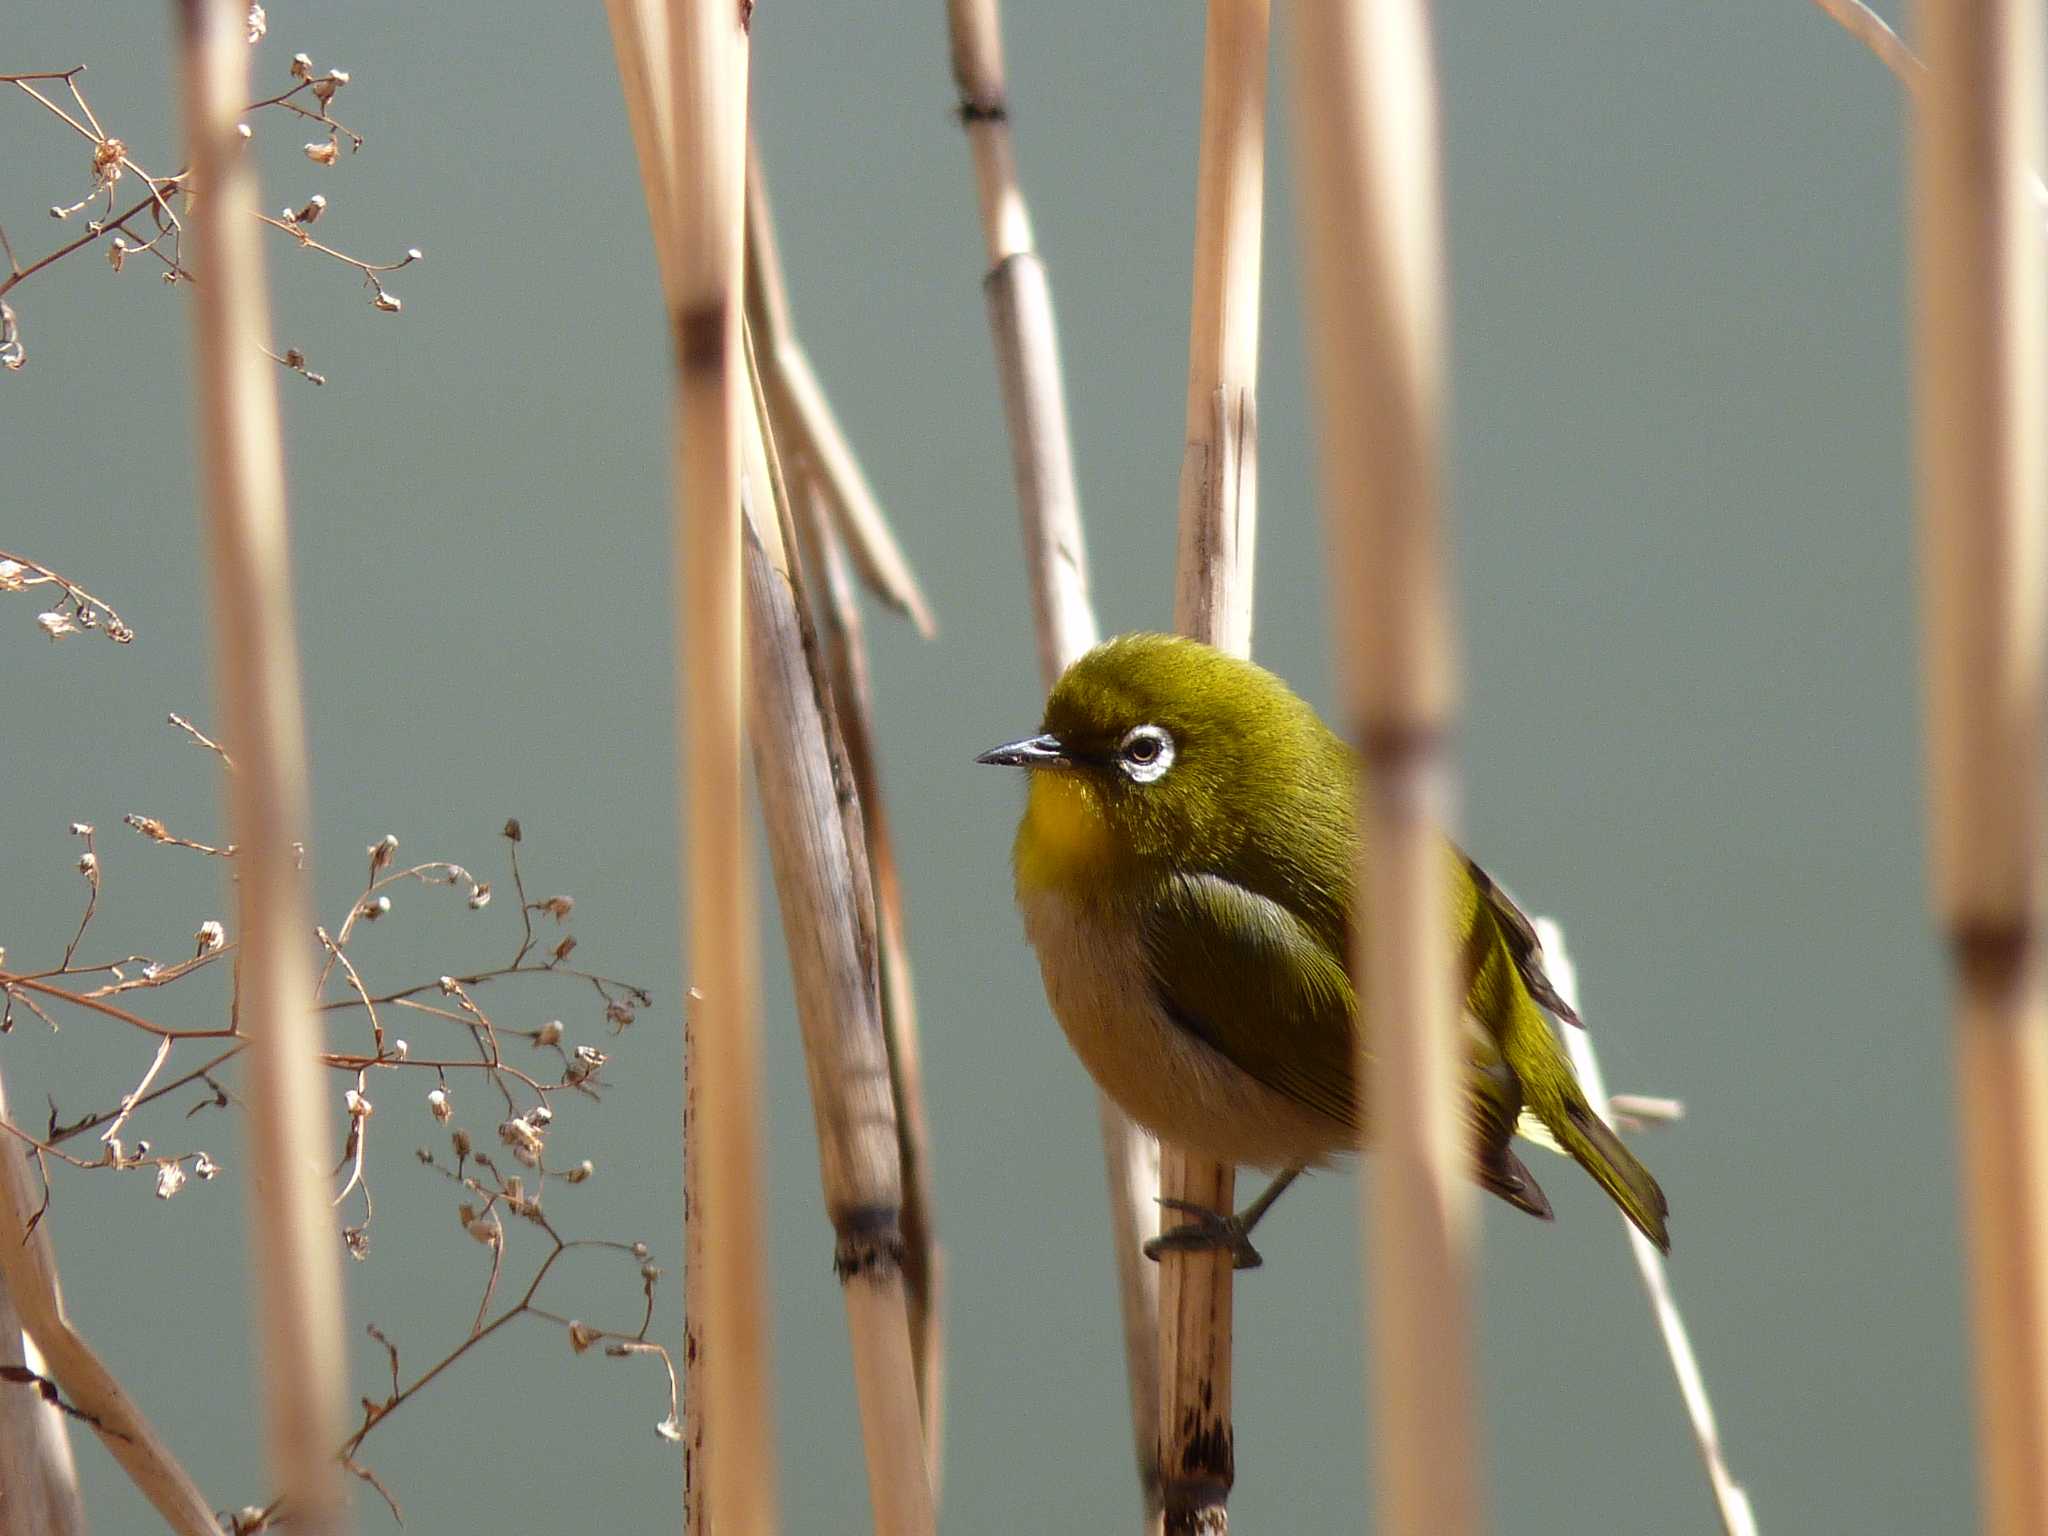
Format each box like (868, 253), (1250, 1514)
(1139, 871), (1362, 1130)
(1462, 853), (1582, 1029)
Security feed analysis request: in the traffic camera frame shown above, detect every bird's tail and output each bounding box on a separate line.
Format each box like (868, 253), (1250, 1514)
(1505, 994), (1671, 1253)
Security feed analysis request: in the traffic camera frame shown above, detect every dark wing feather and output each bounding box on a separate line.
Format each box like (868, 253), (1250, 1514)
(1140, 872), (1361, 1130)
(1463, 854), (1582, 1029)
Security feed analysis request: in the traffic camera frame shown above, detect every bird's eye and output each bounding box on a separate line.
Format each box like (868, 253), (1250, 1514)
(1117, 725), (1175, 783)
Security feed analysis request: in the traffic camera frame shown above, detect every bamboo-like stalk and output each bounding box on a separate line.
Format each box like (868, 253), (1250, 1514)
(944, 2), (1164, 1523)
(1158, 4), (1267, 1531)
(0, 1073), (201, 1536)
(747, 164), (947, 1473)
(745, 155), (936, 638)
(1287, 5), (1481, 1534)
(174, 2), (349, 1530)
(658, 2), (777, 1533)
(1907, 0), (2048, 1531)
(740, 357), (938, 1533)
(1532, 921), (1758, 1536)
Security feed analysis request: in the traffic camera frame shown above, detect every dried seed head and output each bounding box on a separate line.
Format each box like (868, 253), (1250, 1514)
(196, 920), (226, 953)
(246, 3), (267, 43)
(631, 1241), (650, 1260)
(38, 611), (78, 640)
(656, 1416), (683, 1443)
(563, 1159), (594, 1184)
(536, 895), (575, 922)
(69, 823), (93, 838)
(304, 140), (339, 166)
(467, 881), (492, 911)
(0, 560), (24, 588)
(389, 1038), (409, 1061)
(369, 833), (398, 869)
(345, 1089), (373, 1120)
(360, 894), (391, 921)
(290, 52), (314, 79)
(154, 1161), (186, 1200)
(370, 291), (402, 314)
(568, 1320), (596, 1353)
(451, 1127), (472, 1159)
(127, 814), (169, 841)
(535, 1019), (563, 1048)
(108, 237), (126, 272)
(528, 1104), (553, 1127)
(194, 1152), (220, 1180)
(427, 1087), (452, 1123)
(76, 851), (97, 875)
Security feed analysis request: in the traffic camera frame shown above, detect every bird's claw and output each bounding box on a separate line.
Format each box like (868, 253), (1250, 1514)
(1142, 1197), (1264, 1271)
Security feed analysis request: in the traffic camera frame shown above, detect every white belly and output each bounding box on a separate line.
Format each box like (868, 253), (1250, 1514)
(1018, 885), (1353, 1170)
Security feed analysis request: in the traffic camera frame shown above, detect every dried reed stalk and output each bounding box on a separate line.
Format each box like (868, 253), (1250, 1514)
(175, 1), (349, 1529)
(747, 163), (946, 1472)
(740, 360), (938, 1533)
(1533, 922), (1759, 1536)
(1159, 4), (1267, 1531)
(0, 1067), (214, 1535)
(1906, 0), (2048, 1530)
(945, 2), (1163, 1522)
(656, 1), (778, 1532)
(1287, 4), (1482, 1533)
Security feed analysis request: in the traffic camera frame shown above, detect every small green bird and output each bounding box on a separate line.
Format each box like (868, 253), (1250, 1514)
(978, 632), (1669, 1267)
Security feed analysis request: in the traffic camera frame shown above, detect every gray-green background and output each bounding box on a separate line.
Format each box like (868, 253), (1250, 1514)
(4, 2), (1962, 1531)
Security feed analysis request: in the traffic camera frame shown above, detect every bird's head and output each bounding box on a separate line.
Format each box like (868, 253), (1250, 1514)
(978, 632), (1339, 892)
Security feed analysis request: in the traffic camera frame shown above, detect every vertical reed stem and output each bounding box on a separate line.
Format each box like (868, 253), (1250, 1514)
(662, 2), (777, 1533)
(1161, 4), (1267, 1531)
(945, 2), (1164, 1523)
(1907, 0), (2048, 1530)
(0, 1065), (210, 1535)
(1288, 4), (1481, 1532)
(175, 1), (349, 1529)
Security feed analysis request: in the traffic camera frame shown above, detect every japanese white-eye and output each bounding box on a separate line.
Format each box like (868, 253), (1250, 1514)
(978, 632), (1669, 1266)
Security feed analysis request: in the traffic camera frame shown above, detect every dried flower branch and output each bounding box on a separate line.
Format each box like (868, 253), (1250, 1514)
(1, 44), (421, 379)
(0, 548), (135, 643)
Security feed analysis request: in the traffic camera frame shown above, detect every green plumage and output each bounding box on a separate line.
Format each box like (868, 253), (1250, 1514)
(988, 632), (1670, 1254)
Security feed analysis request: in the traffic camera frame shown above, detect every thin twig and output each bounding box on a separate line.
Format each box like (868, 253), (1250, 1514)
(1535, 921), (1759, 1536)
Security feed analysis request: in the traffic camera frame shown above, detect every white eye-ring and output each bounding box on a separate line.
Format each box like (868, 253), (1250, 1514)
(1116, 724), (1175, 783)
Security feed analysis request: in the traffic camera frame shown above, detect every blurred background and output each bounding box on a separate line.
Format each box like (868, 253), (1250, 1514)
(3, 2), (1957, 1531)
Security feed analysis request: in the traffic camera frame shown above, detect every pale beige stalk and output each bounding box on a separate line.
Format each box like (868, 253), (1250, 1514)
(176, 1), (349, 1530)
(740, 369), (938, 1532)
(945, 1), (1163, 1521)
(1287, 4), (1482, 1533)
(658, 2), (777, 1533)
(1159, 4), (1268, 1532)
(1906, 0), (2048, 1531)
(0, 1073), (199, 1536)
(1533, 921), (1759, 1536)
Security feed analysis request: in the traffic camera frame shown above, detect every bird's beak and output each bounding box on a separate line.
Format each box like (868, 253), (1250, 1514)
(975, 732), (1069, 768)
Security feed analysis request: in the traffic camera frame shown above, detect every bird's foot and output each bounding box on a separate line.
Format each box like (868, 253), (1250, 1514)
(1143, 1197), (1265, 1271)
